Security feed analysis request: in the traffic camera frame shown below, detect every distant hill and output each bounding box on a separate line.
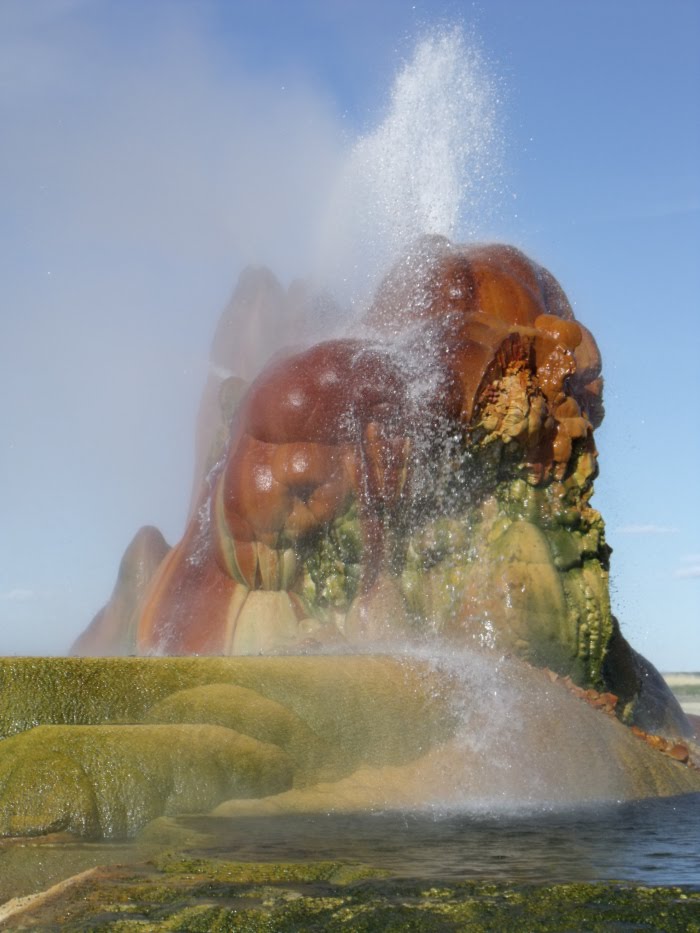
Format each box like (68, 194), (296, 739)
(663, 673), (700, 716)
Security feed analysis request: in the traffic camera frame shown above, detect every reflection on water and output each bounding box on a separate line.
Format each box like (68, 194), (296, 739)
(178, 793), (700, 889)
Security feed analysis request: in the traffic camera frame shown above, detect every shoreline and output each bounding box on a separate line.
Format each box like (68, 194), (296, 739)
(663, 672), (700, 717)
(1, 856), (698, 929)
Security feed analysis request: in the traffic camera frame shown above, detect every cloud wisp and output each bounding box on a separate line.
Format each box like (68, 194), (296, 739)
(0, 589), (35, 602)
(615, 524), (680, 536)
(674, 556), (700, 580)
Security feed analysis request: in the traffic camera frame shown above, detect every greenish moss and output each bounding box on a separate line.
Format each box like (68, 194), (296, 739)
(544, 526), (583, 571)
(485, 520), (574, 671)
(397, 485), (615, 689)
(0, 723), (293, 838)
(136, 816), (220, 850)
(0, 655), (692, 846)
(559, 560), (614, 686)
(4, 855), (699, 932)
(0, 656), (449, 749)
(152, 855), (386, 884)
(0, 656), (455, 815)
(298, 506), (362, 615)
(410, 517), (474, 570)
(143, 683), (327, 779)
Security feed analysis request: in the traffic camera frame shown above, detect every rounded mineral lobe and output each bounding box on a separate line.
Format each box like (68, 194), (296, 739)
(242, 339), (408, 446)
(96, 241), (617, 693)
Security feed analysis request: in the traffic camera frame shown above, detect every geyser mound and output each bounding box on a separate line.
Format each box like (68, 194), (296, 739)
(76, 236), (690, 736)
(89, 239), (603, 660)
(0, 651), (698, 842)
(3, 239), (699, 838)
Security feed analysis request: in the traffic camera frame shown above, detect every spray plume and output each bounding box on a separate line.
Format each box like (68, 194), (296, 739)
(317, 28), (504, 305)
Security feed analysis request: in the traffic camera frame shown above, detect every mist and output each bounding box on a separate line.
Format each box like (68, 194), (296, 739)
(3, 2), (698, 671)
(1, 1), (506, 654)
(0, 3), (354, 653)
(317, 29), (504, 305)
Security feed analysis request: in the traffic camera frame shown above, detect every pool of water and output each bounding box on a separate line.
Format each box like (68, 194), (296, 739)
(178, 792), (700, 888)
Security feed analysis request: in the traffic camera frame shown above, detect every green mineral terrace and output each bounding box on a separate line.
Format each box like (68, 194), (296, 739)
(0, 655), (698, 845)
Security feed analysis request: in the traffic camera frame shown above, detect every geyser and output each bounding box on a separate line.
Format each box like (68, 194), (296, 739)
(317, 28), (502, 301)
(1, 29), (698, 847)
(72, 237), (681, 734)
(105, 238), (608, 668)
(46, 233), (696, 833)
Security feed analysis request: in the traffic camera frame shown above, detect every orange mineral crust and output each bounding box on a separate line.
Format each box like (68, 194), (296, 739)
(129, 240), (609, 659)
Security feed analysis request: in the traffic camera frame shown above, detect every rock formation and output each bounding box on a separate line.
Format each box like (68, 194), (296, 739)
(73, 238), (690, 738)
(2, 240), (699, 842)
(188, 267), (336, 517)
(72, 526), (170, 657)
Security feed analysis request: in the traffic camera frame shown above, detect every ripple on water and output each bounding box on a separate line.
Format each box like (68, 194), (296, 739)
(176, 792), (700, 889)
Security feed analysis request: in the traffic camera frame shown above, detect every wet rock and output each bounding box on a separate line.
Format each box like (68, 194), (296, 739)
(189, 267), (336, 515)
(69, 240), (688, 743)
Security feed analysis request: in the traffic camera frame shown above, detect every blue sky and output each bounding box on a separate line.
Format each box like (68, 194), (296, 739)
(1, 0), (698, 670)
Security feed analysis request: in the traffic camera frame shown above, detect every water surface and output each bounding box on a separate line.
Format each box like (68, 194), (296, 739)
(178, 792), (700, 888)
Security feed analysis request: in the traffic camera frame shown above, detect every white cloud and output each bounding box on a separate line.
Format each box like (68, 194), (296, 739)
(674, 565), (700, 580)
(0, 588), (35, 602)
(674, 555), (700, 580)
(616, 524), (680, 535)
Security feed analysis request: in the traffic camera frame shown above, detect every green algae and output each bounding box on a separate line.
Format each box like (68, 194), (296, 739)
(1, 656), (696, 843)
(0, 656), (455, 840)
(143, 683), (328, 780)
(396, 509), (612, 694)
(299, 505), (363, 616)
(376, 456), (618, 692)
(3, 854), (699, 931)
(0, 656), (451, 758)
(151, 854), (387, 884)
(0, 724), (292, 839)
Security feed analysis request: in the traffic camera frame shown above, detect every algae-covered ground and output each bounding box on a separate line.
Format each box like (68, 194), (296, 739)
(1, 854), (698, 931)
(1, 657), (699, 929)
